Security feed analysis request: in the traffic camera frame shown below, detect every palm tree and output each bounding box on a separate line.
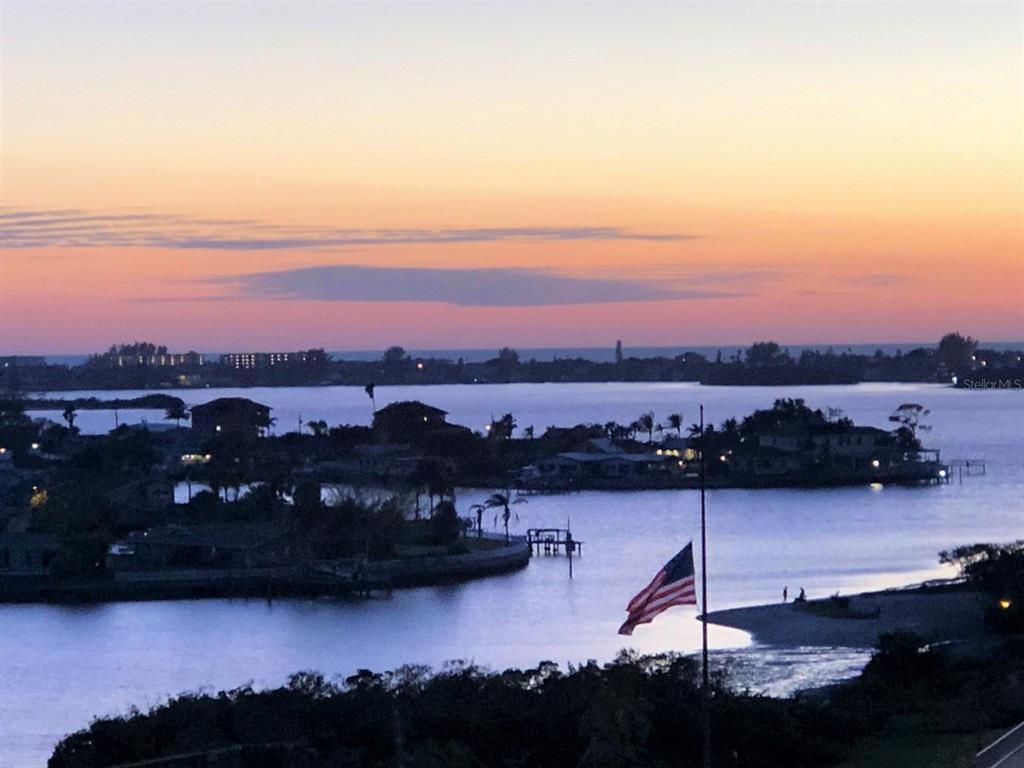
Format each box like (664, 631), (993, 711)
(483, 491), (526, 543)
(636, 412), (656, 442)
(523, 425), (535, 439)
(664, 413), (684, 437)
(469, 503), (485, 537)
(307, 419), (328, 437)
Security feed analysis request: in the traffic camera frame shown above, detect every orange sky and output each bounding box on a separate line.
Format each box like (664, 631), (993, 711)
(1, 1), (1021, 353)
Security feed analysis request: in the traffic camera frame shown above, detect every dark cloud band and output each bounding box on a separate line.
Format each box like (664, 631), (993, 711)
(208, 265), (745, 306)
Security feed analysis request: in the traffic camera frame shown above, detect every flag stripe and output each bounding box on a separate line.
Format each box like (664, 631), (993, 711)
(640, 579), (696, 612)
(618, 542), (697, 636)
(627, 585), (697, 623)
(626, 572), (666, 611)
(619, 593), (696, 633)
(631, 596), (695, 624)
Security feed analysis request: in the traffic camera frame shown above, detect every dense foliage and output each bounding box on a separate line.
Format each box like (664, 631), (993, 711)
(50, 653), (840, 768)
(941, 541), (1024, 632)
(50, 636), (1024, 768)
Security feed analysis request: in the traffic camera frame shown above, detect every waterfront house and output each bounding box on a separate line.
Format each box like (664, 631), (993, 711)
(108, 522), (292, 571)
(190, 398), (271, 441)
(533, 450), (679, 483)
(731, 446), (805, 477)
(373, 401), (449, 442)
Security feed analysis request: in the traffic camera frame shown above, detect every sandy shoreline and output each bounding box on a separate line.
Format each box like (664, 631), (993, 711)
(704, 585), (989, 647)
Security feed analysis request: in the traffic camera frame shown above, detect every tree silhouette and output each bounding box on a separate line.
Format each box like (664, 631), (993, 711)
(62, 406), (77, 434)
(482, 492), (526, 543)
(636, 412), (656, 442)
(889, 403), (931, 444)
(664, 413), (684, 437)
(938, 332), (978, 378)
(164, 401), (188, 428)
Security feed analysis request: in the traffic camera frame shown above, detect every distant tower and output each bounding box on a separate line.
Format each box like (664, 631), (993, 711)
(615, 340), (623, 363)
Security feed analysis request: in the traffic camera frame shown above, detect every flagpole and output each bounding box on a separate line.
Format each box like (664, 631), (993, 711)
(699, 404), (711, 768)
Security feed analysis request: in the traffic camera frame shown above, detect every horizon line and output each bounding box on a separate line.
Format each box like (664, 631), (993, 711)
(16, 338), (1024, 359)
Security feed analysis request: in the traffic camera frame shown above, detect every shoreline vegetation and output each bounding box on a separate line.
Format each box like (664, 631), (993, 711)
(4, 333), (1023, 392)
(45, 543), (1024, 768)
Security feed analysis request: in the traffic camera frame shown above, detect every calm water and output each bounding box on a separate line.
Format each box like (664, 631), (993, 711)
(5, 383), (1023, 766)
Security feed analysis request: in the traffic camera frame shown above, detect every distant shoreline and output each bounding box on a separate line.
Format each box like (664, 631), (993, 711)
(6, 336), (1022, 392)
(31, 340), (1024, 367)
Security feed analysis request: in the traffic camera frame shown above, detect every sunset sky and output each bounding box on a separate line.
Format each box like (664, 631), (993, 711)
(2, 1), (1021, 354)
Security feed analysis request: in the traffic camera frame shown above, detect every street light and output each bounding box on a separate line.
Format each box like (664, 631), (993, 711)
(871, 459), (880, 468)
(999, 598), (1013, 610)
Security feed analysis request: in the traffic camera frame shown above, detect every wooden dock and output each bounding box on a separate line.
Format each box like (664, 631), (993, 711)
(526, 528), (582, 556)
(947, 458), (986, 484)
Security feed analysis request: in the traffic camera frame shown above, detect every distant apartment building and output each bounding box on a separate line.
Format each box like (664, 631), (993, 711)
(90, 344), (205, 368)
(219, 349), (327, 370)
(112, 352), (206, 368)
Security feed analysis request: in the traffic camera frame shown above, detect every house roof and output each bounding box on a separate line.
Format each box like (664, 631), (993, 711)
(375, 401), (448, 417)
(585, 437), (624, 454)
(557, 452), (612, 463)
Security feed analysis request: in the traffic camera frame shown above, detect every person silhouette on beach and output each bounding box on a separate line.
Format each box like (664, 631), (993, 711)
(783, 586), (788, 602)
(797, 587), (806, 602)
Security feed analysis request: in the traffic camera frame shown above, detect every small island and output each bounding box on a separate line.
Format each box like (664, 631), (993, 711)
(1, 391), (949, 603)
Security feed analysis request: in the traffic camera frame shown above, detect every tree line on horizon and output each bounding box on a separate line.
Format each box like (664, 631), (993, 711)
(5, 332), (1021, 392)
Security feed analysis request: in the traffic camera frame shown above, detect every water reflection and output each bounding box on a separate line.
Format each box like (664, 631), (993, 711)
(4, 382), (1021, 767)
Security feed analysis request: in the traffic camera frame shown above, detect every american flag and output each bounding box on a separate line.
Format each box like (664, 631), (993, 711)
(618, 541), (698, 635)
